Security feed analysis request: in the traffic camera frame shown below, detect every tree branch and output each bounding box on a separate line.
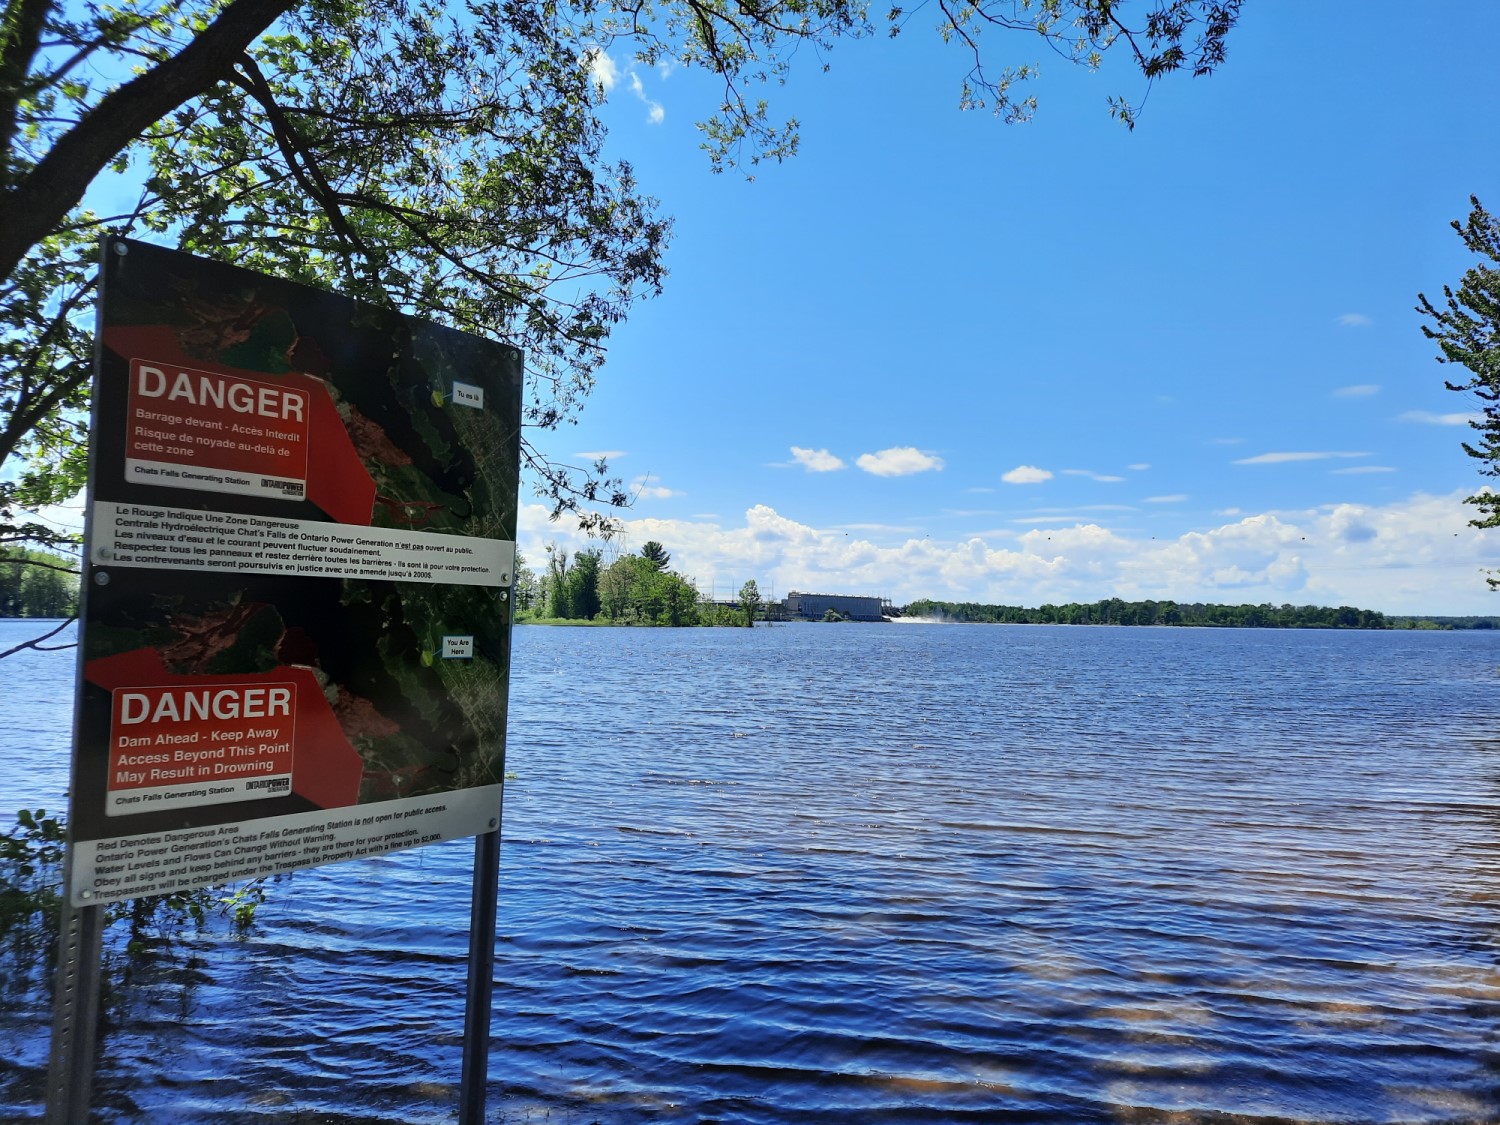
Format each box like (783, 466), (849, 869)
(2, 553), (79, 574)
(0, 0), (55, 178)
(0, 615), (76, 660)
(0, 354), (89, 467)
(229, 53), (388, 293)
(0, 0), (298, 281)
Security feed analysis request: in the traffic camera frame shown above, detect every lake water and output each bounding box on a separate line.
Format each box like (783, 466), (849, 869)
(3, 618), (1500, 1123)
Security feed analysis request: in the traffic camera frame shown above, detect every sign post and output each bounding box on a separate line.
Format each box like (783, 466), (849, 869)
(47, 237), (522, 1123)
(459, 828), (502, 1123)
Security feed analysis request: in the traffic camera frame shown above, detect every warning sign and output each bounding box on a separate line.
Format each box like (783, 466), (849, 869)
(66, 237), (523, 907)
(126, 359), (310, 500)
(106, 682), (296, 815)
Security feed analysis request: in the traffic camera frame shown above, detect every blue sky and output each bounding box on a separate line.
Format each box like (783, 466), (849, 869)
(521, 2), (1500, 614)
(19, 3), (1497, 614)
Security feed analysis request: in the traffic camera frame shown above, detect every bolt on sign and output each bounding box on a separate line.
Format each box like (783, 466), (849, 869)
(66, 238), (521, 906)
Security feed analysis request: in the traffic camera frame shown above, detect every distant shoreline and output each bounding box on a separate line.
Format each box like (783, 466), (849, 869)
(899, 598), (1500, 631)
(4, 608), (1495, 633)
(514, 614), (1500, 632)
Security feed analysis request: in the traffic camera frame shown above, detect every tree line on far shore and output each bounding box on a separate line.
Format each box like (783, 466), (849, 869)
(0, 549), (78, 618)
(902, 598), (1498, 630)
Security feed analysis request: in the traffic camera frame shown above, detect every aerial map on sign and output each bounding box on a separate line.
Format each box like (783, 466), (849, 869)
(68, 238), (521, 905)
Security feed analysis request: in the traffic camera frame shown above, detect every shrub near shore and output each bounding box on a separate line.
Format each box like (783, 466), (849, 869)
(518, 544), (738, 627)
(0, 808), (269, 1011)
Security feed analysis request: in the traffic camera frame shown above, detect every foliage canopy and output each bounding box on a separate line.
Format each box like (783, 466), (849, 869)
(1418, 196), (1500, 569)
(738, 578), (761, 626)
(2, 0), (670, 555)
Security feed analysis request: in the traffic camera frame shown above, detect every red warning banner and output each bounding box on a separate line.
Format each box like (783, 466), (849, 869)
(105, 325), (378, 525)
(107, 682), (297, 813)
(126, 359), (310, 501)
(87, 649), (364, 818)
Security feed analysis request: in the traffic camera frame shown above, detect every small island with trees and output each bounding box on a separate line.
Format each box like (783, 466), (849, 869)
(514, 542), (760, 627)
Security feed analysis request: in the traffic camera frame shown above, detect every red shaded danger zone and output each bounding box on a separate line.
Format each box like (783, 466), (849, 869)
(107, 682), (297, 815)
(126, 359), (310, 501)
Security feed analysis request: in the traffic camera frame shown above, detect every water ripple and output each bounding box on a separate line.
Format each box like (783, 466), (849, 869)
(4, 623), (1500, 1122)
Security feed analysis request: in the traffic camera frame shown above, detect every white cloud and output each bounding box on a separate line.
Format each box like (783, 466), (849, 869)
(1399, 410), (1480, 426)
(789, 446), (846, 472)
(1001, 464), (1052, 484)
(631, 474), (680, 500)
(626, 70), (664, 124)
(1234, 451), (1371, 465)
(587, 50), (663, 121)
(515, 490), (1497, 615)
(1022, 505), (1136, 514)
(585, 48), (619, 92)
(575, 449), (626, 461)
(1062, 469), (1125, 483)
(1128, 463), (1151, 471)
(1338, 313), (1373, 327)
(1144, 494), (1188, 504)
(1332, 466), (1396, 475)
(856, 447), (945, 477)
(1333, 384), (1380, 398)
(1010, 515), (1103, 524)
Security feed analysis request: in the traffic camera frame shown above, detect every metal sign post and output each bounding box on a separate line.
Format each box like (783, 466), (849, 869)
(44, 900), (104, 1125)
(459, 827), (502, 1124)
